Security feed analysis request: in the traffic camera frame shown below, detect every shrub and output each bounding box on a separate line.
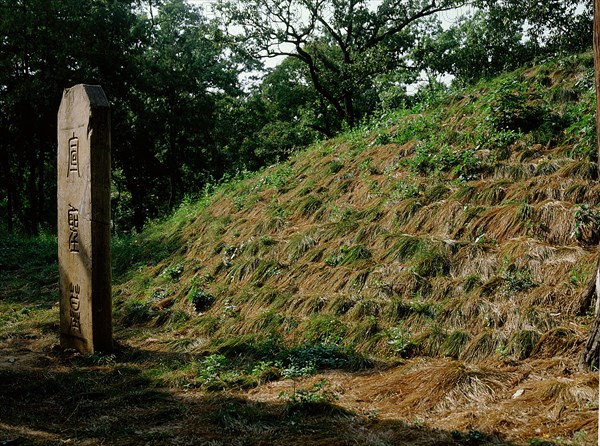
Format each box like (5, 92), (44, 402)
(387, 326), (418, 358)
(187, 286), (216, 312)
(278, 379), (339, 414)
(162, 263), (184, 281)
(409, 141), (482, 180)
(485, 80), (545, 133)
(284, 343), (349, 370)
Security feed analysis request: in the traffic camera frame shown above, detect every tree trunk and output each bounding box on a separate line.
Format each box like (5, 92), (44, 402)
(582, 312), (600, 370)
(37, 143), (45, 229)
(344, 93), (355, 128)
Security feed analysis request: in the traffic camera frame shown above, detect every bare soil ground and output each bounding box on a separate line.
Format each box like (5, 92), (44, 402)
(0, 329), (596, 446)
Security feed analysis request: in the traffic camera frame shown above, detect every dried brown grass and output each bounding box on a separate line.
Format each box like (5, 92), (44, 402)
(361, 359), (514, 414)
(535, 200), (576, 245)
(408, 200), (465, 237)
(466, 205), (526, 243)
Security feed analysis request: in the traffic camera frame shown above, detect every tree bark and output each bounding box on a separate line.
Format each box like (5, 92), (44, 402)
(582, 313), (600, 370)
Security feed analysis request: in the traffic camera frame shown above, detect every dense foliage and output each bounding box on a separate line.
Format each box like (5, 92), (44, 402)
(0, 0), (592, 234)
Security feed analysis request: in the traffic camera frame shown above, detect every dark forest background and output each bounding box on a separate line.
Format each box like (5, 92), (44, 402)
(0, 0), (591, 234)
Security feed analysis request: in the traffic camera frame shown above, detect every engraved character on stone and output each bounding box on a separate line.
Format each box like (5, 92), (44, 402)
(70, 284), (80, 310)
(69, 284), (81, 333)
(68, 205), (79, 253)
(70, 310), (81, 333)
(68, 133), (80, 177)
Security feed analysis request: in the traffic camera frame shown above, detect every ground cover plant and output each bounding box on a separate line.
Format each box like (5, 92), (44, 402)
(1, 54), (598, 445)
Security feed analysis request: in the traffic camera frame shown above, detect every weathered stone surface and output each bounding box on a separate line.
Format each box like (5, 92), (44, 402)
(57, 84), (112, 354)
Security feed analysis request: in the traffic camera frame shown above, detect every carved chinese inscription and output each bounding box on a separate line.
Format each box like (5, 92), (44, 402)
(68, 134), (80, 177)
(58, 84), (112, 354)
(68, 205), (79, 253)
(70, 284), (81, 333)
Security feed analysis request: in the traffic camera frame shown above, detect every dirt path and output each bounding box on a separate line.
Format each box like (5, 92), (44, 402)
(0, 334), (597, 446)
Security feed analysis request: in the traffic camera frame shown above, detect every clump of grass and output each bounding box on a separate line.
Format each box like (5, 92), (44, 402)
(412, 246), (450, 277)
(384, 234), (427, 261)
(326, 209), (360, 239)
(328, 159), (345, 174)
(442, 330), (471, 359)
(303, 315), (346, 344)
(386, 298), (412, 322)
(328, 295), (357, 316)
(285, 232), (319, 262)
(384, 236), (451, 277)
(460, 330), (506, 362)
(297, 195), (323, 217)
(350, 297), (383, 319)
(252, 309), (286, 332)
(325, 245), (372, 267)
(475, 181), (509, 206)
(393, 198), (423, 225)
(462, 274), (483, 293)
(531, 327), (579, 358)
(415, 324), (447, 357)
(119, 299), (155, 326)
(423, 184), (450, 203)
(251, 259), (282, 286)
(506, 329), (540, 360)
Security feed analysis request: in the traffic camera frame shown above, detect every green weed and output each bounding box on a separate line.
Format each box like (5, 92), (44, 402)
(387, 325), (418, 358)
(325, 245), (372, 267)
(572, 204), (600, 242)
(278, 379), (339, 414)
(303, 316), (346, 345)
(162, 263), (184, 281)
(187, 286), (216, 312)
(501, 266), (537, 294)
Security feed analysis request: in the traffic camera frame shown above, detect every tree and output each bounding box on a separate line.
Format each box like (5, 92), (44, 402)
(0, 0), (141, 234)
(416, 0), (591, 87)
(475, 0), (591, 55)
(414, 10), (532, 86)
(216, 0), (467, 128)
(0, 0), (247, 233)
(117, 0), (242, 228)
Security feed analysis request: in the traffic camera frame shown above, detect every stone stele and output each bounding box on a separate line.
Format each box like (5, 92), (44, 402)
(57, 84), (112, 354)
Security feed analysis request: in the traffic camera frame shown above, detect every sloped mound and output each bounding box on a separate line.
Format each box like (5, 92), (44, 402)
(111, 54), (598, 443)
(115, 54), (598, 365)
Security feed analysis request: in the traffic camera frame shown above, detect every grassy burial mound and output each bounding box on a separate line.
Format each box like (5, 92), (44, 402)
(1, 54), (598, 445)
(116, 53), (598, 362)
